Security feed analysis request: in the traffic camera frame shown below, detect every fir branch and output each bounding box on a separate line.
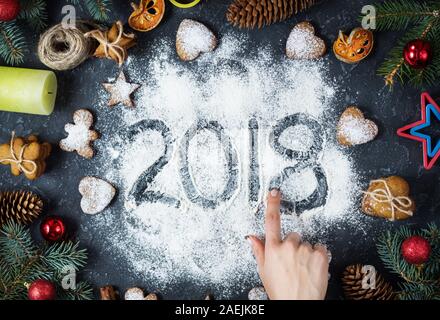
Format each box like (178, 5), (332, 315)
(377, 224), (440, 300)
(0, 21), (26, 65)
(42, 242), (88, 271)
(0, 222), (55, 298)
(85, 0), (111, 22)
(57, 281), (94, 300)
(377, 18), (440, 88)
(398, 282), (440, 300)
(67, 0), (112, 22)
(0, 222), (48, 299)
(372, 0), (439, 31)
(0, 221), (91, 300)
(422, 224), (440, 277)
(371, 0), (440, 88)
(0, 220), (36, 267)
(377, 228), (416, 283)
(18, 0), (48, 30)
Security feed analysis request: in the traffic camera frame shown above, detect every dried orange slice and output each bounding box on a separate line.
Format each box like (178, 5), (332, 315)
(333, 28), (374, 64)
(129, 0), (165, 32)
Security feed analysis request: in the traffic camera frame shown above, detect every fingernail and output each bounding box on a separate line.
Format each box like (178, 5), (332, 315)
(245, 235), (252, 244)
(270, 189), (279, 197)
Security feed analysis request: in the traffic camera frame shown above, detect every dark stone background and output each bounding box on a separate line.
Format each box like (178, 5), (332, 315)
(0, 0), (439, 299)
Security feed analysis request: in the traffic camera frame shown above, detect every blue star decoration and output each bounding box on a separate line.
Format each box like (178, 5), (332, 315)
(397, 92), (440, 170)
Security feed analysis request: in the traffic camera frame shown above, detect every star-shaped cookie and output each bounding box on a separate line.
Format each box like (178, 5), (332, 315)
(102, 71), (140, 108)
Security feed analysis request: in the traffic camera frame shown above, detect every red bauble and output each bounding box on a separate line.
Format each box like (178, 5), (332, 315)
(40, 216), (66, 242)
(401, 235), (431, 265)
(27, 279), (56, 300)
(0, 0), (20, 22)
(403, 39), (433, 69)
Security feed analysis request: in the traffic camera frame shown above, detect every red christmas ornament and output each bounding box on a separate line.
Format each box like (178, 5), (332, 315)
(0, 0), (20, 22)
(27, 279), (56, 300)
(40, 215), (66, 242)
(403, 39), (433, 69)
(401, 235), (431, 265)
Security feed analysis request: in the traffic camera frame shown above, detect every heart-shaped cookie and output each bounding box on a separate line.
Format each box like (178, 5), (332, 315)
(176, 19), (217, 61)
(362, 176), (415, 221)
(337, 106), (378, 146)
(79, 176), (116, 214)
(286, 21), (326, 60)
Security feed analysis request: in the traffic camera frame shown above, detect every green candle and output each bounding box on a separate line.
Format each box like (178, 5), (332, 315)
(0, 66), (57, 116)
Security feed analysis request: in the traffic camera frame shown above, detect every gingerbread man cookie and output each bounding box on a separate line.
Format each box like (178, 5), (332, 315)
(0, 132), (51, 180)
(60, 109), (99, 159)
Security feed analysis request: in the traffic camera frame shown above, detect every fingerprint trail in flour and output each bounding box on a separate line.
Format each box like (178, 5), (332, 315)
(270, 114), (324, 167)
(179, 120), (239, 209)
(125, 119), (180, 208)
(248, 118), (260, 206)
(89, 34), (364, 298)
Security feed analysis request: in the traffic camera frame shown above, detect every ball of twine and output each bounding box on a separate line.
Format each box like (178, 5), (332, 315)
(38, 22), (97, 71)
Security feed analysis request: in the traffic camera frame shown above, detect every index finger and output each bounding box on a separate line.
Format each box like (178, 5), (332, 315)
(265, 189), (282, 246)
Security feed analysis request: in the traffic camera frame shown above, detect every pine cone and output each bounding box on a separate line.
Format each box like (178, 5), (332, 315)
(226, 0), (318, 29)
(0, 191), (43, 225)
(342, 264), (396, 300)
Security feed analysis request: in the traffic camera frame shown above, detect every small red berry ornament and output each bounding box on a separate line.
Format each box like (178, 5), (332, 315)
(403, 39), (433, 69)
(40, 216), (66, 242)
(0, 0), (20, 22)
(27, 279), (57, 300)
(401, 235), (431, 265)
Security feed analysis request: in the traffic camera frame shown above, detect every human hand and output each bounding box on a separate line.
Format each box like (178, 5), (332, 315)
(247, 189), (330, 300)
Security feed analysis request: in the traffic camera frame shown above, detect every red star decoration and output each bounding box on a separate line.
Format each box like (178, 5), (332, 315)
(397, 92), (440, 170)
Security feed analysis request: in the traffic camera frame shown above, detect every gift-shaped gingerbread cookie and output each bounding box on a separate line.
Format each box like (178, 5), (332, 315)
(362, 176), (415, 221)
(0, 132), (51, 180)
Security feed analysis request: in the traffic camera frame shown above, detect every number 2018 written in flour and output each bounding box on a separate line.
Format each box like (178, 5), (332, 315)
(125, 113), (328, 214)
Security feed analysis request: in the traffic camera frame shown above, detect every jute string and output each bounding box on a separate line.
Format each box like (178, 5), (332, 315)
(362, 179), (413, 221)
(0, 132), (37, 175)
(84, 21), (127, 65)
(38, 22), (96, 71)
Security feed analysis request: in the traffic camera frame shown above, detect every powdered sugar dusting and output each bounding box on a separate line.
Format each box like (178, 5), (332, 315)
(87, 34), (364, 298)
(110, 74), (138, 102)
(124, 288), (145, 300)
(338, 115), (378, 145)
(63, 123), (91, 149)
(176, 19), (216, 60)
(79, 177), (116, 215)
(286, 22), (326, 59)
